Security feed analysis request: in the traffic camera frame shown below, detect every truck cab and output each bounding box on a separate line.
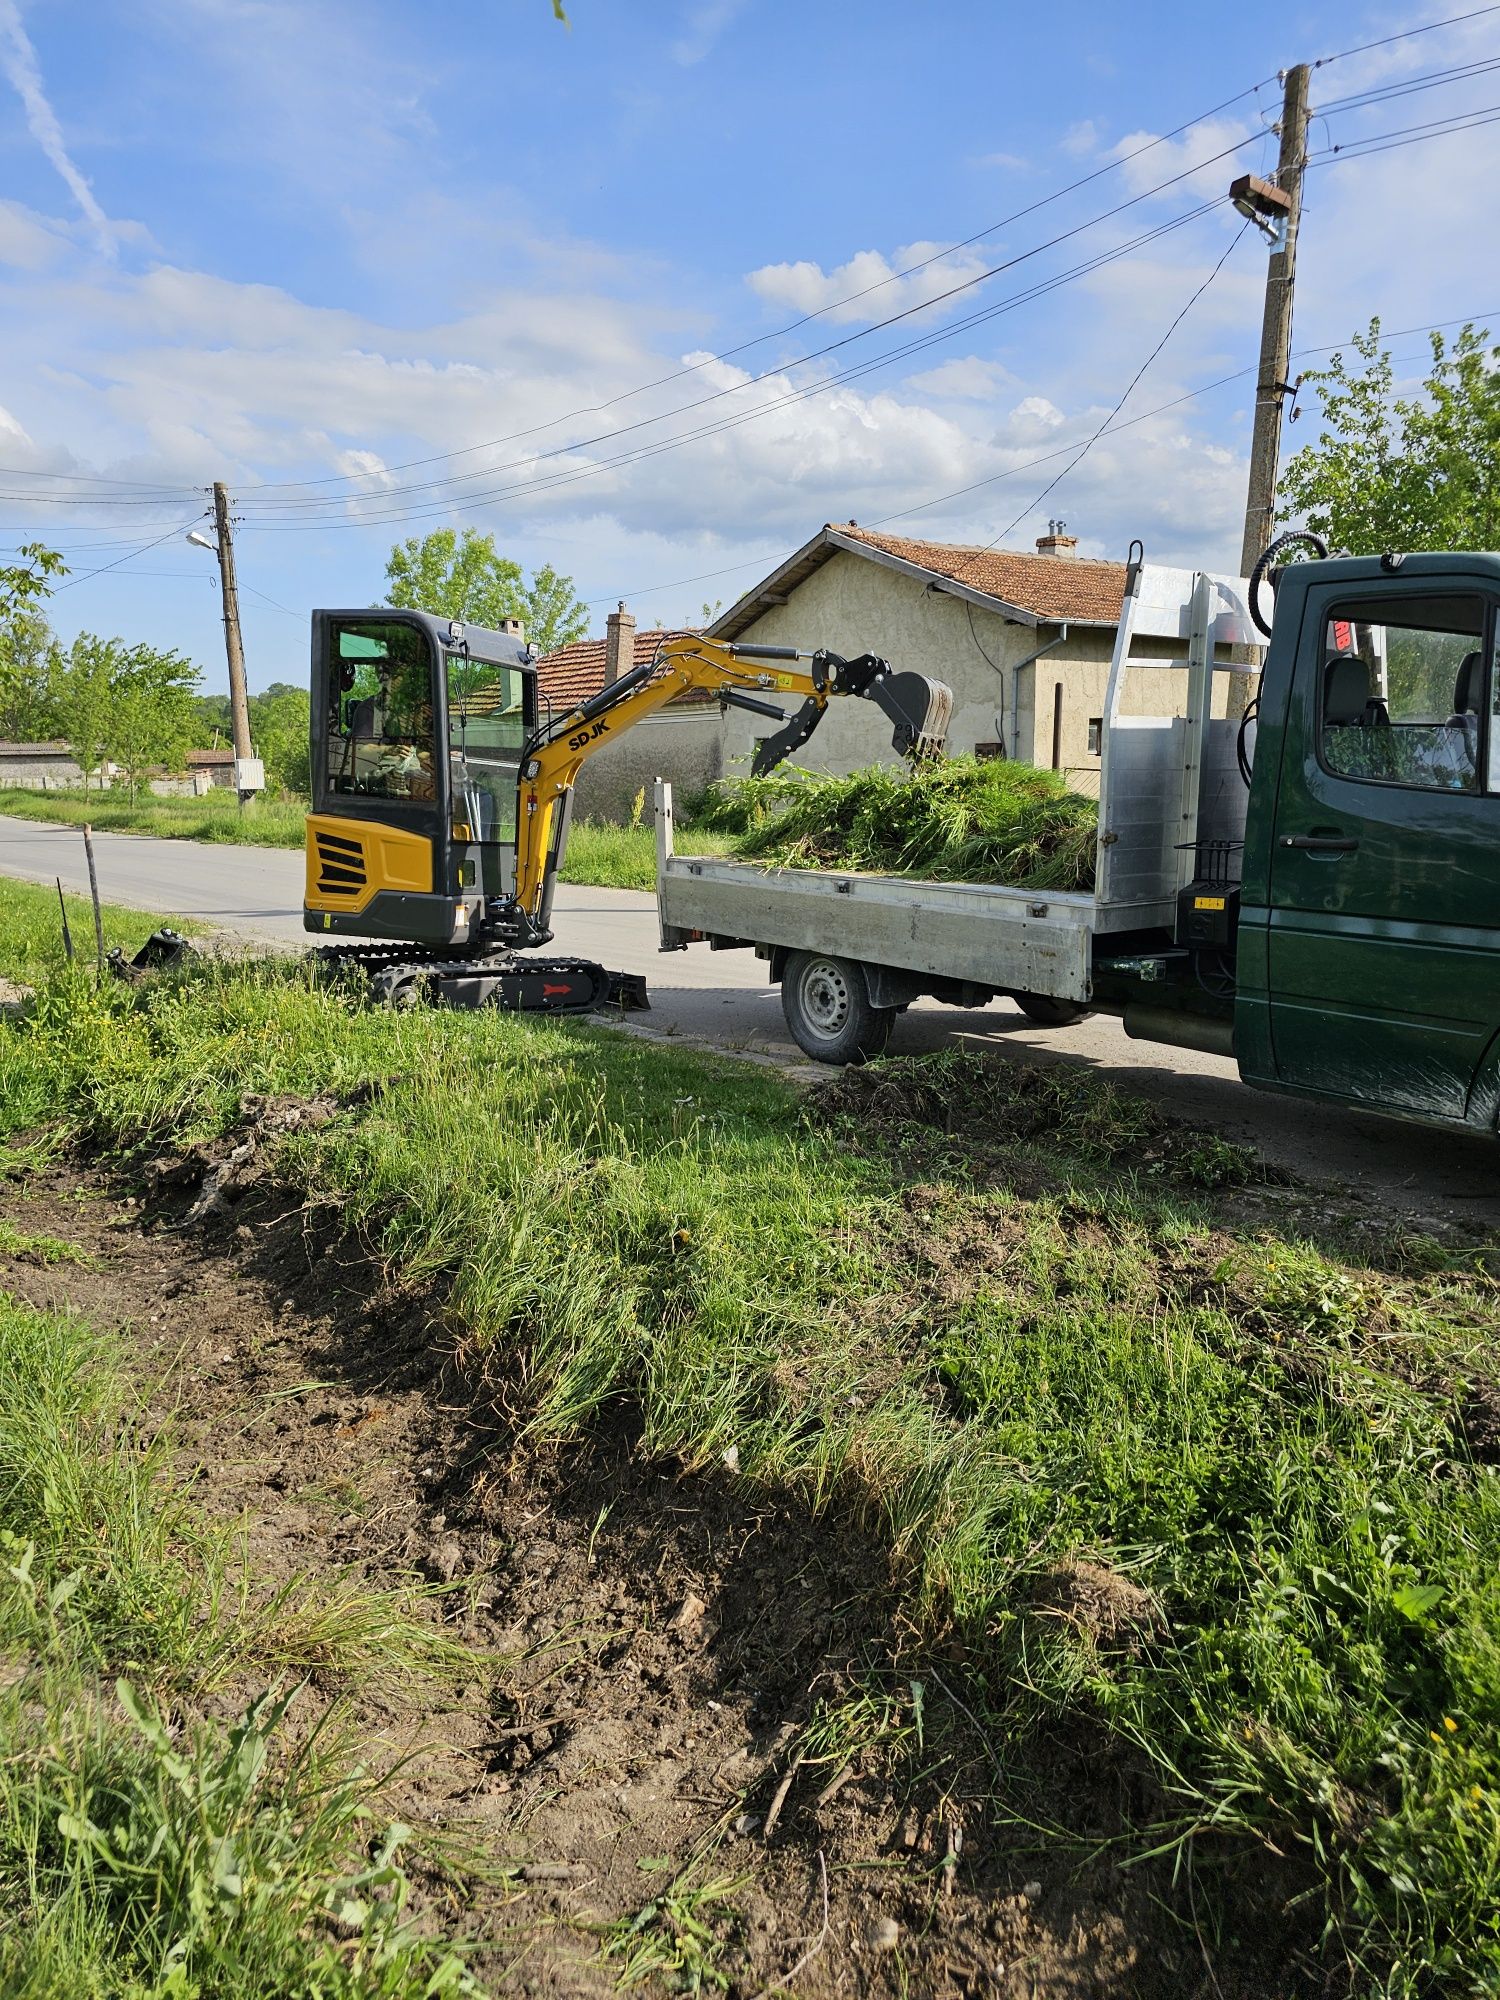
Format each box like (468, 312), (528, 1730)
(1237, 552), (1500, 1130)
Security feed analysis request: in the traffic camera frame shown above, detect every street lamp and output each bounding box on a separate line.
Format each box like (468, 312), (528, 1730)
(185, 529), (216, 554)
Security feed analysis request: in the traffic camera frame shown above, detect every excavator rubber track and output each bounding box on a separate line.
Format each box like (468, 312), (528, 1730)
(310, 943), (649, 1015)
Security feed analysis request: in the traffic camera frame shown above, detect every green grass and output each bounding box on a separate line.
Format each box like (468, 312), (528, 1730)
(557, 817), (735, 893)
(3, 949), (1499, 1993)
(0, 1286), (490, 1996)
(0, 784), (308, 847)
(0, 874), (203, 987)
(0, 787), (736, 892)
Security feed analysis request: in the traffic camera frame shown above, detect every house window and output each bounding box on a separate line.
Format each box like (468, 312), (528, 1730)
(1087, 717), (1102, 756)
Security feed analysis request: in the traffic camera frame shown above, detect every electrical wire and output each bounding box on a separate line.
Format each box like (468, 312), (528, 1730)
(1315, 50), (1500, 115)
(224, 203), (1228, 535)
(51, 515), (211, 590)
(1313, 2), (1500, 68)
(982, 219), (1253, 550)
(1314, 99), (1500, 157)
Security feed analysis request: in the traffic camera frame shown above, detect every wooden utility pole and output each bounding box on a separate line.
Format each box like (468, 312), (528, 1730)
(212, 481), (254, 767)
(1238, 64), (1311, 578)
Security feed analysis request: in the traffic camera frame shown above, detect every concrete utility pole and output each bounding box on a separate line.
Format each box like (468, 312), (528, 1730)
(1238, 63), (1311, 579)
(211, 481), (255, 769)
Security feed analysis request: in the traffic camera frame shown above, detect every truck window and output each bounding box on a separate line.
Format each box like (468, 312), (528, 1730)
(1318, 594), (1486, 794)
(1489, 630), (1500, 795)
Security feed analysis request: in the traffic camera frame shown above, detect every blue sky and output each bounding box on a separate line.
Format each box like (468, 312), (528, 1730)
(2, 0), (1498, 696)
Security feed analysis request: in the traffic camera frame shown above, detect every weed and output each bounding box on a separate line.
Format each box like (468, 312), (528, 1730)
(0, 1666), (479, 1998)
(0, 1220), (96, 1265)
(601, 1862), (748, 1993)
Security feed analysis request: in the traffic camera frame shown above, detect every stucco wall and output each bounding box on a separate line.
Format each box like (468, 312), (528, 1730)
(718, 551), (1230, 796)
(570, 707), (721, 824)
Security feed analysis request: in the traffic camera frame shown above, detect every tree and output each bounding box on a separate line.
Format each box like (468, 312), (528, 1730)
(251, 685), (311, 793)
(106, 645), (201, 801)
(54, 635), (201, 797)
(383, 529), (590, 654)
(0, 606), (64, 743)
(1280, 319), (1500, 553)
(523, 561), (590, 653)
(55, 634), (117, 791)
(0, 543), (66, 744)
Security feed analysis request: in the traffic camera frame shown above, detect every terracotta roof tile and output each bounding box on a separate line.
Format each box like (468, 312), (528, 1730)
(835, 525), (1127, 624)
(535, 629), (711, 710)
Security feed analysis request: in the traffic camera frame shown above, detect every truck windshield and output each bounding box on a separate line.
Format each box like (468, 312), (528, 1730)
(448, 657), (526, 844)
(328, 621), (437, 802)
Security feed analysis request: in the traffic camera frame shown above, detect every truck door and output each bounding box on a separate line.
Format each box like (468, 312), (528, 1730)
(1266, 578), (1500, 1122)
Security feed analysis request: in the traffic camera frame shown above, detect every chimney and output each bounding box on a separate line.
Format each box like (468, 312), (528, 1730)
(1035, 517), (1078, 559)
(603, 600), (636, 686)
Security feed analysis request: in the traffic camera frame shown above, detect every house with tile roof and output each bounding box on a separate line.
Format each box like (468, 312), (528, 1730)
(709, 521), (1228, 792)
(534, 602), (723, 822)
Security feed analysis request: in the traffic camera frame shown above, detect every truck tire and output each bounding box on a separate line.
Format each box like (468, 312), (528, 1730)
(781, 951), (893, 1064)
(1011, 991), (1090, 1028)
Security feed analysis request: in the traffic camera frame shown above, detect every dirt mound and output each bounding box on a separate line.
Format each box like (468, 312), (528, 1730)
(821, 1048), (1265, 1187)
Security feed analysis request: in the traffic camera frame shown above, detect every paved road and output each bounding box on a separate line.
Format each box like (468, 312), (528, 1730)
(4, 814), (1498, 1226)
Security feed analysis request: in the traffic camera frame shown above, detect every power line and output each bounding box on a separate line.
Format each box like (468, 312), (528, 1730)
(1314, 2), (1500, 68)
(225, 136), (1272, 524)
(227, 203), (1226, 535)
(226, 77), (1283, 499)
(982, 219), (1254, 550)
(1316, 50), (1500, 115)
(51, 515), (210, 590)
(1314, 99), (1500, 157)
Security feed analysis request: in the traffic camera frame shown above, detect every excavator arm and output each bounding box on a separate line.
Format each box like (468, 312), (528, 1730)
(505, 635), (952, 941)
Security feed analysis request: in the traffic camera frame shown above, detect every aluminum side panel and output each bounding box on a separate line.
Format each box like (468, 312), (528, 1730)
(659, 860), (1093, 1000)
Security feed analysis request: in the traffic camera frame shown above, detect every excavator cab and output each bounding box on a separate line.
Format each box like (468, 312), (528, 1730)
(305, 608), (533, 951)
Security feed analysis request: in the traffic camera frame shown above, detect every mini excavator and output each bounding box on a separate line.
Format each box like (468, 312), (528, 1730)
(302, 608), (951, 1011)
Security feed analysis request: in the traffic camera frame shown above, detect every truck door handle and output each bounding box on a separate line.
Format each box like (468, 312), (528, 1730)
(1280, 833), (1359, 853)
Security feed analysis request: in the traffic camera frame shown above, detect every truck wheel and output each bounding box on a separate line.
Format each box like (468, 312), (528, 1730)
(781, 951), (893, 1064)
(1012, 991), (1090, 1028)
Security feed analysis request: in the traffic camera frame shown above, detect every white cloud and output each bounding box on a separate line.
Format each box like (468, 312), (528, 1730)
(973, 149), (1028, 171)
(906, 357), (1015, 400)
(1009, 394), (1064, 429)
(1111, 115), (1261, 203)
(746, 241), (990, 326)
(670, 0), (747, 66)
(1061, 119), (1099, 158)
(0, 0), (114, 257)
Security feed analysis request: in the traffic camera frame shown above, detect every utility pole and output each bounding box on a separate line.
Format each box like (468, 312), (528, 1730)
(1237, 63), (1311, 579)
(211, 481), (256, 774)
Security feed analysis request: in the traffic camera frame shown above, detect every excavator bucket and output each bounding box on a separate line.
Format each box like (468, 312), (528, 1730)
(749, 662), (952, 778)
(870, 670), (952, 762)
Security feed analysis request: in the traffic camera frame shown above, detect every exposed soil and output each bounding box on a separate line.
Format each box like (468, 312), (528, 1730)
(0, 1148), (1321, 1999)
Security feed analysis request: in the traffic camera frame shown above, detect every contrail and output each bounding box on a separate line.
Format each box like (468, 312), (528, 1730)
(0, 0), (113, 257)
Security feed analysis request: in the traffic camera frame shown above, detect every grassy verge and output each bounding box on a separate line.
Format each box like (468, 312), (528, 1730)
(0, 1283), (488, 1996)
(3, 901), (1498, 1993)
(0, 875), (203, 987)
(0, 787), (735, 892)
(0, 784), (308, 847)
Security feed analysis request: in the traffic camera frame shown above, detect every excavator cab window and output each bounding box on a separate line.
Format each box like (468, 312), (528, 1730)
(447, 655), (527, 848)
(328, 621), (438, 803)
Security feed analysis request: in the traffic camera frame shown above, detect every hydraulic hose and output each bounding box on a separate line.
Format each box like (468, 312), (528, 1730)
(1248, 529), (1328, 638)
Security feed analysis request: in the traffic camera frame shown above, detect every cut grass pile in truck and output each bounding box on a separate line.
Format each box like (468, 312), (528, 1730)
(690, 756), (1099, 890)
(2, 873), (1498, 1995)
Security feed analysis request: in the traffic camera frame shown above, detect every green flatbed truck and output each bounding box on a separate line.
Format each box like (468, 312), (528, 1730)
(657, 545), (1500, 1136)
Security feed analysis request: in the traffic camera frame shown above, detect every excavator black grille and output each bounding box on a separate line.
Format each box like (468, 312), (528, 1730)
(314, 829), (367, 898)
